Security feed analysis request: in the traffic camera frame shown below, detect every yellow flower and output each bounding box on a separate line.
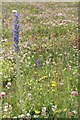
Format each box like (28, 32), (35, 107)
(29, 80), (33, 84)
(35, 110), (40, 114)
(42, 76), (48, 79)
(64, 108), (67, 112)
(52, 81), (56, 84)
(29, 83), (31, 86)
(52, 83), (56, 87)
(2, 115), (6, 118)
(29, 35), (32, 38)
(39, 54), (42, 56)
(51, 81), (56, 87)
(52, 89), (55, 92)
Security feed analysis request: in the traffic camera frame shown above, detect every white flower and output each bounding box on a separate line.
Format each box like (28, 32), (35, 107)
(28, 62), (31, 65)
(72, 110), (77, 114)
(4, 106), (8, 109)
(32, 55), (34, 58)
(27, 56), (30, 60)
(3, 39), (8, 42)
(20, 114), (25, 118)
(34, 115), (39, 118)
(42, 111), (46, 116)
(7, 82), (11, 87)
(43, 63), (45, 65)
(18, 114), (25, 118)
(6, 86), (10, 89)
(9, 104), (12, 110)
(18, 115), (21, 118)
(46, 61), (50, 65)
(52, 105), (57, 112)
(3, 108), (8, 112)
(1, 92), (5, 96)
(28, 51), (31, 54)
(42, 107), (46, 112)
(42, 107), (46, 116)
(0, 72), (2, 75)
(57, 13), (64, 16)
(49, 54), (52, 56)
(12, 10), (17, 13)
(27, 93), (32, 100)
(33, 64), (36, 66)
(28, 93), (31, 97)
(13, 116), (17, 118)
(26, 113), (31, 117)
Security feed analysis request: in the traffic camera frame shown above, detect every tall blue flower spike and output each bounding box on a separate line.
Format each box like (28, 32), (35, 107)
(37, 58), (41, 70)
(13, 13), (20, 52)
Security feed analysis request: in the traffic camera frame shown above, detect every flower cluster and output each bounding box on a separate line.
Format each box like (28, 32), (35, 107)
(51, 81), (56, 92)
(13, 13), (20, 52)
(2, 3), (78, 119)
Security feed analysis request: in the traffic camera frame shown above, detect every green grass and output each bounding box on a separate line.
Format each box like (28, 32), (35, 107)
(1, 2), (79, 119)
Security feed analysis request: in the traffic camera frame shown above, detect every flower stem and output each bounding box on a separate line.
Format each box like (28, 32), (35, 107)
(15, 52), (22, 106)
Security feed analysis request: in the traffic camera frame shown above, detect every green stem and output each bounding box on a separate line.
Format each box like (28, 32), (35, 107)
(15, 53), (22, 105)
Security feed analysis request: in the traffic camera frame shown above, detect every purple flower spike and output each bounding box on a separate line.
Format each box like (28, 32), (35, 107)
(37, 58), (41, 70)
(14, 44), (20, 53)
(13, 13), (20, 52)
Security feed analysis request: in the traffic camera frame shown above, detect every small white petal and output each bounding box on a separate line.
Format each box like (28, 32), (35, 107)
(12, 10), (17, 13)
(7, 82), (11, 86)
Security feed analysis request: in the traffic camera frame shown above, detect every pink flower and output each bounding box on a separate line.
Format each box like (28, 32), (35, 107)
(46, 61), (50, 65)
(71, 91), (78, 96)
(0, 92), (6, 99)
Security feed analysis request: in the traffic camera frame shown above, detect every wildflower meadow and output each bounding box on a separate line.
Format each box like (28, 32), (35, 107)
(0, 2), (79, 119)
